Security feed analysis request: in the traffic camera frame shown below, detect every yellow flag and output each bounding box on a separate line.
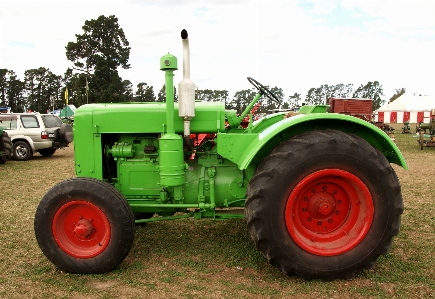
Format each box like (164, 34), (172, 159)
(65, 88), (69, 105)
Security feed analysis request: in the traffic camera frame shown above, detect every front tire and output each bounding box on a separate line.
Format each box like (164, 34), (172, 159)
(245, 129), (403, 280)
(34, 178), (135, 274)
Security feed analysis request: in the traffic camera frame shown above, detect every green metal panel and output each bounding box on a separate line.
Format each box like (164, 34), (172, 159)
(298, 105), (329, 114)
(159, 134), (185, 186)
(74, 102), (226, 134)
(216, 133), (258, 162)
(74, 109), (104, 178)
(250, 113), (285, 133)
(217, 113), (407, 170)
(182, 157), (251, 207)
(118, 161), (160, 197)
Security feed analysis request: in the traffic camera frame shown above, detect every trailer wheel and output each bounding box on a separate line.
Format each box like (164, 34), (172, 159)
(245, 129), (403, 280)
(34, 178), (135, 274)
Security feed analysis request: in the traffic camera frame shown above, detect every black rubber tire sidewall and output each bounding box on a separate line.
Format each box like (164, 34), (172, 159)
(34, 178), (135, 274)
(13, 140), (32, 161)
(38, 148), (57, 156)
(0, 131), (12, 163)
(246, 130), (402, 280)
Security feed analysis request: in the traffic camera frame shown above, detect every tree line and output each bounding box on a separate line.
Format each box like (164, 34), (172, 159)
(0, 15), (404, 114)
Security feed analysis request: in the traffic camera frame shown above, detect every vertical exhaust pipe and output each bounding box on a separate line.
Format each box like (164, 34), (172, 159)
(178, 29), (195, 137)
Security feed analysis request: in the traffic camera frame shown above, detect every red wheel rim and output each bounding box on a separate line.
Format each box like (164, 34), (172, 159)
(52, 200), (111, 258)
(285, 169), (374, 256)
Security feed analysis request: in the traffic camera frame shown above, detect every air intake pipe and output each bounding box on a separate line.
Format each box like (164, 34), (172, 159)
(178, 29), (196, 137)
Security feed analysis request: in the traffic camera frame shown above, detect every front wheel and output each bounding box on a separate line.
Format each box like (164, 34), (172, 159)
(245, 129), (403, 280)
(34, 178), (135, 274)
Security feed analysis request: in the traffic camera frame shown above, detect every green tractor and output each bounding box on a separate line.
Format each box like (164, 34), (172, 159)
(0, 115), (13, 164)
(34, 30), (406, 280)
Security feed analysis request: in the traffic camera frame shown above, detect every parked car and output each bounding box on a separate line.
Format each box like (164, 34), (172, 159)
(0, 113), (73, 161)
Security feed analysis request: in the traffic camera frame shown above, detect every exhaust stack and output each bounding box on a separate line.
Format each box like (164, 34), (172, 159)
(178, 29), (196, 137)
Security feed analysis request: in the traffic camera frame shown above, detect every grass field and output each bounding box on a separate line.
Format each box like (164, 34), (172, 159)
(0, 125), (434, 299)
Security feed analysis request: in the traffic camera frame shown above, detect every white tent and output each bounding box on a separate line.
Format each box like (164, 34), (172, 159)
(374, 94), (435, 123)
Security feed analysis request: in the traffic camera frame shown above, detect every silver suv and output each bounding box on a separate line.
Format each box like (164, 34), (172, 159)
(0, 113), (73, 161)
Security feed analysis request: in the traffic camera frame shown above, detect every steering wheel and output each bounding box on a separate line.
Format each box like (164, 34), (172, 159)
(247, 77), (280, 105)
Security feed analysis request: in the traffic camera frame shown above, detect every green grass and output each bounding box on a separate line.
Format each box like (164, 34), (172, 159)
(0, 126), (434, 298)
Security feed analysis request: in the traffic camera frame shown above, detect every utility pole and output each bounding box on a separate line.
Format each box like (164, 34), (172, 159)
(86, 76), (89, 104)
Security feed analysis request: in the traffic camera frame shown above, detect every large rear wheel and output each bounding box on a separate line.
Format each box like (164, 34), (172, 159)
(0, 131), (12, 164)
(13, 140), (32, 161)
(245, 129), (403, 280)
(34, 178), (135, 274)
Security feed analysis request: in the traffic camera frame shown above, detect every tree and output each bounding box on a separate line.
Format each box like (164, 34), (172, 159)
(135, 83), (156, 102)
(63, 68), (89, 107)
(352, 81), (384, 110)
(228, 89), (256, 114)
(65, 15), (131, 103)
(0, 69), (7, 107)
(157, 84), (177, 102)
(122, 80), (133, 101)
(24, 67), (62, 113)
(157, 84), (165, 102)
(0, 69), (25, 112)
(6, 72), (25, 113)
(388, 88), (406, 103)
(196, 89), (229, 103)
(305, 86), (325, 105)
(286, 92), (302, 109)
(304, 83), (353, 105)
(258, 86), (283, 114)
(331, 83), (353, 98)
(196, 89), (213, 102)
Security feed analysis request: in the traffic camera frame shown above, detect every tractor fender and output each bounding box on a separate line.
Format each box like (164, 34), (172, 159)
(237, 113), (407, 170)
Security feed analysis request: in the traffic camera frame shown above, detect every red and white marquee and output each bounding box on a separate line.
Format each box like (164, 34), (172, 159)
(374, 111), (431, 123)
(374, 95), (435, 123)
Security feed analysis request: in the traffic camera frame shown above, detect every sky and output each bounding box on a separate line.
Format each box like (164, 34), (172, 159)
(1, 0), (435, 102)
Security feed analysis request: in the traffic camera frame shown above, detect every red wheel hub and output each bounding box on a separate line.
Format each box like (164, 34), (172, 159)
(52, 200), (111, 258)
(285, 169), (374, 256)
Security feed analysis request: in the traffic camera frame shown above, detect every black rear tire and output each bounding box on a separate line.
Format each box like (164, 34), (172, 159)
(34, 178), (135, 274)
(245, 129), (403, 280)
(0, 131), (12, 164)
(38, 148), (57, 156)
(13, 140), (32, 161)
